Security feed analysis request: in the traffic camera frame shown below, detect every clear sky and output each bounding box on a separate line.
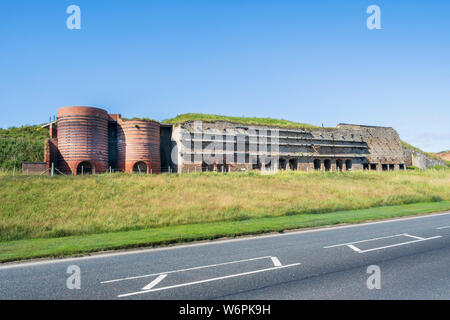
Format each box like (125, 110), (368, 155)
(0, 0), (449, 152)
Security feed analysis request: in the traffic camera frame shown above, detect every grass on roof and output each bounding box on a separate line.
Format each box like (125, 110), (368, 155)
(120, 117), (158, 123)
(163, 113), (325, 130)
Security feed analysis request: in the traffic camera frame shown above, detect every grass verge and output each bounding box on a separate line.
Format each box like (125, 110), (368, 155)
(1, 201), (449, 263)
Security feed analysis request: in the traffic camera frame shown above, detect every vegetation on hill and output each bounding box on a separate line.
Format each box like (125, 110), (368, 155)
(0, 125), (48, 170)
(163, 113), (325, 130)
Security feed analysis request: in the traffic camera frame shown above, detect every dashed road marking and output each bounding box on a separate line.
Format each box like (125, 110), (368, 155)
(118, 262), (301, 298)
(101, 256), (273, 284)
(324, 233), (442, 253)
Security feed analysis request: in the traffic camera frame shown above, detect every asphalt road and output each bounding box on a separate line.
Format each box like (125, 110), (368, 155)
(1, 211), (450, 300)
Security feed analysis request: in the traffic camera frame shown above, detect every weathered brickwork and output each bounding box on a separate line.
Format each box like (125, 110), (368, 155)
(41, 106), (408, 174)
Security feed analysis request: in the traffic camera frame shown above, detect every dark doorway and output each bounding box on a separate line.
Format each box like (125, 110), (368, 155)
(279, 159), (287, 170)
(133, 162), (147, 174)
(202, 161), (214, 172)
(314, 159), (321, 171)
(363, 163), (369, 170)
(324, 159), (331, 171)
(389, 164), (395, 171)
(370, 163), (377, 171)
(288, 159), (298, 171)
(217, 162), (229, 172)
(345, 160), (352, 171)
(336, 159), (343, 171)
(399, 164), (405, 170)
(77, 161), (93, 175)
(382, 164), (388, 171)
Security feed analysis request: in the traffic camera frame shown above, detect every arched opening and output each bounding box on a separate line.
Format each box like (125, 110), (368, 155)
(345, 160), (352, 171)
(336, 159), (343, 172)
(201, 161), (214, 172)
(324, 159), (331, 171)
(77, 161), (93, 175)
(314, 159), (321, 171)
(217, 161), (229, 173)
(279, 159), (287, 170)
(288, 159), (298, 171)
(252, 157), (261, 170)
(133, 162), (147, 174)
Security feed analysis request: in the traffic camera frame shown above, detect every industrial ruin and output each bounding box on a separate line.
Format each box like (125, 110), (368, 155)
(32, 106), (409, 175)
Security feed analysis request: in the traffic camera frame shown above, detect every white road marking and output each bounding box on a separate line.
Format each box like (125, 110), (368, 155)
(347, 244), (361, 253)
(101, 256), (274, 284)
(356, 236), (441, 253)
(142, 274), (167, 290)
(324, 234), (407, 248)
(271, 257), (282, 267)
(404, 234), (425, 240)
(118, 263), (301, 298)
(437, 226), (450, 230)
(324, 233), (442, 253)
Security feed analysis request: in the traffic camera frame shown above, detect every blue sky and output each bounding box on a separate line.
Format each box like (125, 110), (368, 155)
(0, 0), (449, 152)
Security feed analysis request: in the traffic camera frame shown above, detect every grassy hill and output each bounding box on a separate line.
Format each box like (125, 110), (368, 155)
(163, 113), (324, 130)
(0, 125), (48, 170)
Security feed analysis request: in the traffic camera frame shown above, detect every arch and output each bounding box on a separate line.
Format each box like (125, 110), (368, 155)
(324, 159), (331, 171)
(314, 159), (321, 171)
(345, 159), (352, 171)
(288, 159), (298, 171)
(132, 161), (147, 174)
(201, 161), (214, 172)
(279, 158), (287, 170)
(217, 161), (229, 173)
(336, 159), (343, 171)
(76, 161), (93, 175)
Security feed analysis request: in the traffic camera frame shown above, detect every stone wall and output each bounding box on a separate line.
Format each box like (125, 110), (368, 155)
(172, 121), (407, 173)
(403, 147), (445, 169)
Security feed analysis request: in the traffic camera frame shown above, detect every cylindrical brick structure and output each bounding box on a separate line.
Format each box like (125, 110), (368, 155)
(117, 119), (161, 174)
(57, 106), (109, 175)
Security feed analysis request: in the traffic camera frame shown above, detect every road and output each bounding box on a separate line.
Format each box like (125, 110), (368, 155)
(1, 211), (450, 299)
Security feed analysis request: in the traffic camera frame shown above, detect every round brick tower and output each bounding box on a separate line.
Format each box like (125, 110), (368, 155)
(117, 119), (161, 174)
(57, 106), (109, 175)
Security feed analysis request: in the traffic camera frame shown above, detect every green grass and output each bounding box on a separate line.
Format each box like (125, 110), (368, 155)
(163, 113), (326, 130)
(0, 125), (48, 170)
(120, 117), (158, 123)
(1, 170), (449, 242)
(1, 201), (449, 263)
